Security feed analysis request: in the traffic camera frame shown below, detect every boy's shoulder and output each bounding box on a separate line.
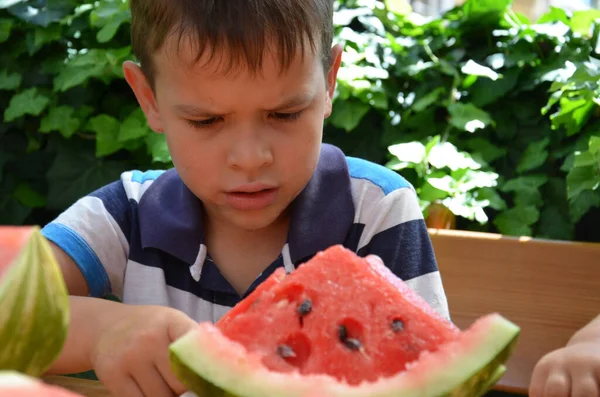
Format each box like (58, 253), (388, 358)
(345, 155), (413, 196)
(317, 144), (415, 207)
(114, 169), (170, 202)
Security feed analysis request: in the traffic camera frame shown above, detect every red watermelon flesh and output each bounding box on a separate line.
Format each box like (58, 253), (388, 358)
(216, 245), (460, 385)
(0, 372), (84, 397)
(0, 227), (33, 280)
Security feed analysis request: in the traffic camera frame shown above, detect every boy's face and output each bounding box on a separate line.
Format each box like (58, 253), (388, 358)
(124, 38), (343, 232)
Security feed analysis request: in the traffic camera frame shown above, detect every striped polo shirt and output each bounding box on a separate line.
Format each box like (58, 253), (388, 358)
(41, 143), (450, 323)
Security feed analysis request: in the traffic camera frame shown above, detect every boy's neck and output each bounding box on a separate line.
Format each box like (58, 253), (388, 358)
(202, 208), (292, 296)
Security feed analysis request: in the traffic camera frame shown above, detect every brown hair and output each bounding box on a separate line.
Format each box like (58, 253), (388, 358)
(129, 0), (335, 86)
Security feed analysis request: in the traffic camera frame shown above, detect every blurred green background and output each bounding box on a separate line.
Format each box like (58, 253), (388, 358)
(1, 0), (600, 242)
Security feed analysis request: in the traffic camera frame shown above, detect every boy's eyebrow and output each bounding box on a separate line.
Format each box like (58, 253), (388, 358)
(174, 92), (316, 117)
(174, 104), (218, 117)
(268, 92), (316, 111)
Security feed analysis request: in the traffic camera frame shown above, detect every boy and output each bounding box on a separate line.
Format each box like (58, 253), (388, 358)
(530, 314), (600, 397)
(42, 1), (450, 396)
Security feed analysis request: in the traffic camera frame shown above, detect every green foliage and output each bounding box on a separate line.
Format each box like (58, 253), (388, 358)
(1, 0), (600, 242)
(325, 0), (600, 241)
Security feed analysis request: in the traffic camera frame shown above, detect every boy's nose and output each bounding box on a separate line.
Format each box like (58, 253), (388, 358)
(226, 129), (273, 172)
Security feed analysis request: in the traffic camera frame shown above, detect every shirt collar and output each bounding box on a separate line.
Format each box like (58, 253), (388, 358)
(137, 143), (355, 266)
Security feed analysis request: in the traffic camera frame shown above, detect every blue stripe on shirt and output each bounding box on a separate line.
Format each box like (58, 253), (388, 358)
(41, 223), (111, 298)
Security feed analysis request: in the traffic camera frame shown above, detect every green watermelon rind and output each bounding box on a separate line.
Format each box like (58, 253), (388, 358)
(169, 313), (520, 397)
(0, 227), (70, 377)
(0, 371), (36, 387)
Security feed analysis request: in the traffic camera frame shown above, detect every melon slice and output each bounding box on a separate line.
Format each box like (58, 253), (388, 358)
(169, 245), (520, 397)
(0, 371), (84, 397)
(0, 226), (70, 376)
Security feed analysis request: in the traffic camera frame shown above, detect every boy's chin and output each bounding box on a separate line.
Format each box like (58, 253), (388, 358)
(225, 206), (291, 232)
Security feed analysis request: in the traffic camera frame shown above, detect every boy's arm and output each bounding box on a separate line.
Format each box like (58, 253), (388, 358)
(354, 183), (450, 320)
(41, 178), (196, 396)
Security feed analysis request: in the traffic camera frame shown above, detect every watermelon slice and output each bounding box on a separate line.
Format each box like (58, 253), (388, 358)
(0, 371), (84, 397)
(0, 226), (70, 376)
(169, 245), (520, 397)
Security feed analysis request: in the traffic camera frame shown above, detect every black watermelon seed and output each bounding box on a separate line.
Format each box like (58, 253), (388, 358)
(337, 325), (348, 342)
(277, 345), (296, 358)
(297, 299), (312, 316)
(343, 338), (362, 351)
(392, 319), (405, 332)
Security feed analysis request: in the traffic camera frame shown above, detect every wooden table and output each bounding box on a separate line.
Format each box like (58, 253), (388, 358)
(43, 376), (113, 396)
(44, 375), (524, 397)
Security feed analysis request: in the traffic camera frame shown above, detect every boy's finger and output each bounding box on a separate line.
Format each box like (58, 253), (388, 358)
(544, 371), (570, 397)
(167, 311), (198, 342)
(133, 364), (177, 397)
(571, 373), (598, 397)
(109, 375), (145, 397)
(156, 347), (189, 395)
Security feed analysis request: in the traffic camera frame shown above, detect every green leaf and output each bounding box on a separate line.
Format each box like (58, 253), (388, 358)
(329, 99), (370, 132)
(536, 204), (574, 241)
(465, 138), (507, 164)
(46, 142), (130, 210)
(30, 24), (63, 53)
(384, 0), (411, 16)
(7, 0), (75, 27)
(419, 181), (448, 202)
(87, 114), (123, 157)
(0, 70), (21, 90)
(0, 0), (23, 9)
(537, 6), (569, 24)
(448, 103), (494, 133)
(566, 165), (600, 199)
(52, 48), (132, 92)
(145, 133), (172, 163)
(570, 9), (600, 36)
(469, 68), (520, 107)
(13, 182), (46, 208)
(501, 176), (549, 207)
(461, 60), (500, 81)
(96, 11), (129, 43)
(550, 97), (595, 136)
(4, 88), (50, 122)
(0, 18), (13, 43)
(40, 106), (80, 138)
(0, 195), (31, 225)
(475, 187), (506, 211)
(516, 137), (550, 174)
(573, 151), (598, 167)
(119, 108), (151, 142)
(411, 87), (446, 113)
(462, 0), (511, 17)
(589, 136), (600, 154)
(428, 142), (481, 171)
(388, 141), (426, 165)
(569, 189), (600, 222)
(494, 205), (540, 237)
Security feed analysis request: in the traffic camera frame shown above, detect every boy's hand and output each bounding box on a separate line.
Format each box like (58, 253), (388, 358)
(529, 338), (600, 397)
(91, 304), (197, 397)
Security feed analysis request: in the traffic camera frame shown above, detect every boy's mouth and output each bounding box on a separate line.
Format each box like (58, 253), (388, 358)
(225, 184), (279, 211)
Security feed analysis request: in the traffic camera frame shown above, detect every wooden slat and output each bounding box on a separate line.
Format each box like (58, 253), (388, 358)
(43, 376), (112, 397)
(429, 229), (600, 395)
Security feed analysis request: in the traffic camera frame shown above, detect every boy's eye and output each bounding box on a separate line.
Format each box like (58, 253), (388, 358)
(186, 118), (219, 129)
(272, 111), (303, 122)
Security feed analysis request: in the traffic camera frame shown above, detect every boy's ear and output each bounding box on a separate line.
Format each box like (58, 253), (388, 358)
(123, 61), (163, 133)
(324, 44), (343, 119)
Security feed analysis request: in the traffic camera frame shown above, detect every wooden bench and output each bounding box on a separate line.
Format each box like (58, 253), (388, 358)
(429, 229), (600, 395)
